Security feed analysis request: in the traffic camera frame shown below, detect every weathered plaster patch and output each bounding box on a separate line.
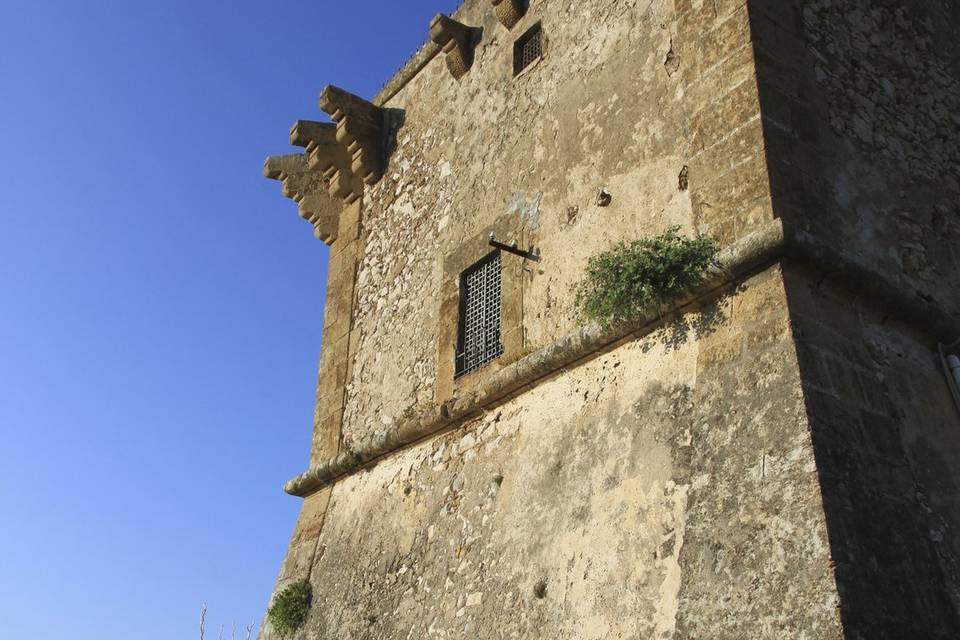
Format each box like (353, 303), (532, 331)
(507, 190), (543, 230)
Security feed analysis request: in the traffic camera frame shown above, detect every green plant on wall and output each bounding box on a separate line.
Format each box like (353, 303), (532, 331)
(575, 226), (718, 328)
(267, 579), (312, 636)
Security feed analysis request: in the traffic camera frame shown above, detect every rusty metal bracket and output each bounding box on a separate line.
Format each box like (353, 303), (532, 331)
(489, 232), (541, 262)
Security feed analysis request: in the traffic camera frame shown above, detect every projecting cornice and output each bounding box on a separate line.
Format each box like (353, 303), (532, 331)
(429, 14), (476, 80)
(263, 152), (340, 244)
(264, 87), (388, 238)
(319, 85), (385, 187)
(290, 119), (363, 205)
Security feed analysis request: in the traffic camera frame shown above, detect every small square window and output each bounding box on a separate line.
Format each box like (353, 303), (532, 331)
(455, 251), (504, 378)
(513, 22), (543, 76)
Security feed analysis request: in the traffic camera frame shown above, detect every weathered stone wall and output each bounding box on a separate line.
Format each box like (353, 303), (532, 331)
(310, 201), (362, 465)
(343, 0), (771, 450)
(746, 2), (960, 634)
(260, 0), (960, 637)
(287, 267), (842, 639)
(750, 0), (960, 316)
(785, 263), (960, 638)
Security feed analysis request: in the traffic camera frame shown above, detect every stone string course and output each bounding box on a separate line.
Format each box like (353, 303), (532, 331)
(284, 218), (960, 497)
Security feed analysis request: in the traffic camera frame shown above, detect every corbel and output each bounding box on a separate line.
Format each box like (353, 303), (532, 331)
(491, 0), (526, 29)
(290, 119), (363, 205)
(319, 85), (385, 187)
(429, 14), (476, 80)
(263, 153), (340, 244)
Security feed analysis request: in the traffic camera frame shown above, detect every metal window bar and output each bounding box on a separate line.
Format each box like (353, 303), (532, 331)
(513, 23), (542, 75)
(455, 252), (504, 378)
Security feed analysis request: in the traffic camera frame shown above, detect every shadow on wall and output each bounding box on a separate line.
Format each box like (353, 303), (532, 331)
(747, 0), (960, 637)
(382, 108), (406, 177)
(638, 296), (730, 354)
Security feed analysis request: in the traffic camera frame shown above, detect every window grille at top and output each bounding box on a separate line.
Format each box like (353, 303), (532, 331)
(455, 252), (504, 378)
(513, 22), (543, 76)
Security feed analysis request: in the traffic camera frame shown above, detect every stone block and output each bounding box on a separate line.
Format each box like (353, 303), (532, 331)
(698, 7), (751, 73)
(688, 117), (765, 184)
(690, 77), (763, 152)
(311, 413), (343, 464)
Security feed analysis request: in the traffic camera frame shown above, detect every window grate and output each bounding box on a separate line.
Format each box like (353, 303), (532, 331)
(513, 22), (543, 76)
(455, 252), (504, 378)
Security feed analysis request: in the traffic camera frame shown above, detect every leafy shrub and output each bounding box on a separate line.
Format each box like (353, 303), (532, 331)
(575, 226), (718, 327)
(267, 579), (312, 636)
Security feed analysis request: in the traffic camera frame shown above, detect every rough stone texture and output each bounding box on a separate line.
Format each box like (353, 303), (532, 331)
(785, 264), (960, 638)
(747, 2), (960, 635)
(288, 270), (840, 640)
(750, 0), (960, 317)
(259, 0), (960, 637)
(343, 0), (768, 450)
(283, 219), (787, 498)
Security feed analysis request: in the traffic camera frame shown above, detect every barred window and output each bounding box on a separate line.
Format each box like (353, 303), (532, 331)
(455, 251), (504, 378)
(513, 22), (543, 76)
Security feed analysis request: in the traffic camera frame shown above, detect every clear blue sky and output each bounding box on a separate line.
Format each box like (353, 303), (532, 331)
(0, 1), (459, 638)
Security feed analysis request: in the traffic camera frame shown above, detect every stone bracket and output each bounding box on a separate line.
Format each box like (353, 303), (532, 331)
(263, 152), (341, 244)
(319, 85), (385, 187)
(429, 14), (477, 80)
(491, 0), (526, 29)
(290, 119), (363, 205)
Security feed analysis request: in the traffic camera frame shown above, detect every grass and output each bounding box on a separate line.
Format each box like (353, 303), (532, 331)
(267, 579), (313, 637)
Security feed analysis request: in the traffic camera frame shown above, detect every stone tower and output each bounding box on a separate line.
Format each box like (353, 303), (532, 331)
(262, 1), (960, 637)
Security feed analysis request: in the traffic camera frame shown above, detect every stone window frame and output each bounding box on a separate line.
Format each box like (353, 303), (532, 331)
(437, 216), (524, 403)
